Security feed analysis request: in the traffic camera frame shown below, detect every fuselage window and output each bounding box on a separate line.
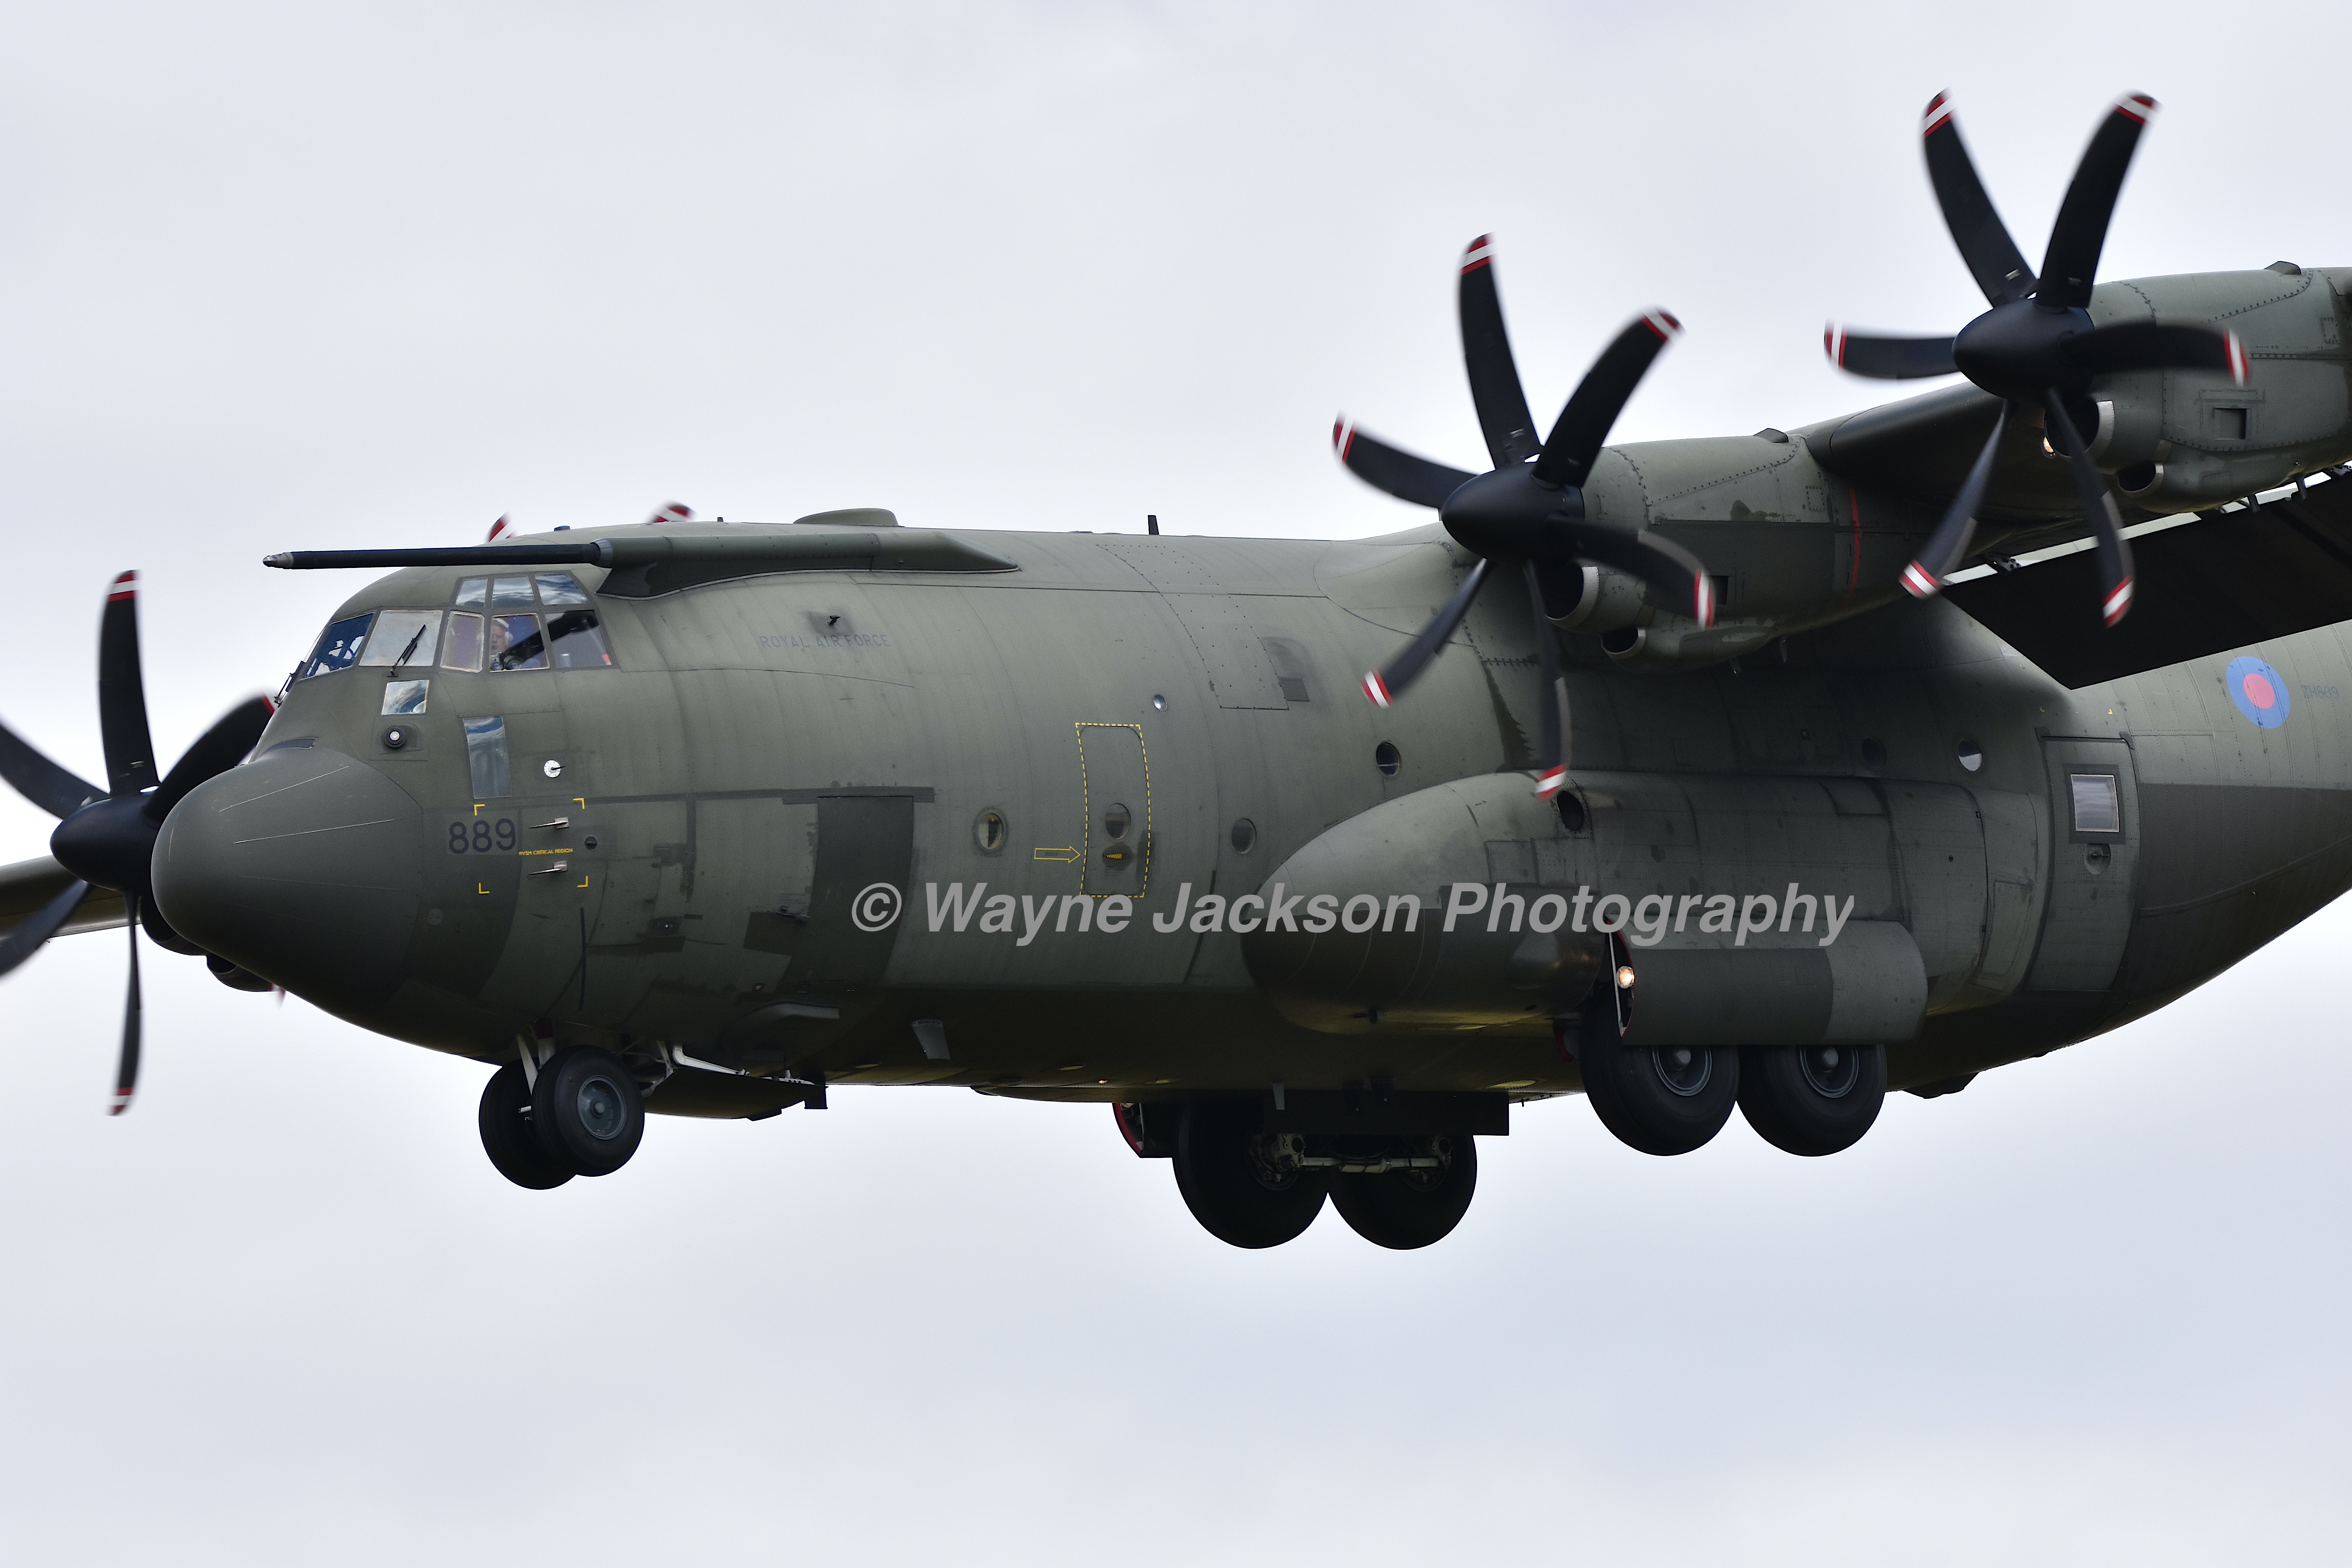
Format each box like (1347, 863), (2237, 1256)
(490, 614), (548, 671)
(443, 612), (485, 671)
(2069, 773), (2121, 834)
(359, 610), (443, 669)
(463, 715), (510, 798)
(299, 612), (376, 679)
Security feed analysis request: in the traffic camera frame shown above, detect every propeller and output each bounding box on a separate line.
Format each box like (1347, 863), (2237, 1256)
(0, 571), (274, 1112)
(1334, 236), (1710, 796)
(1826, 92), (2249, 624)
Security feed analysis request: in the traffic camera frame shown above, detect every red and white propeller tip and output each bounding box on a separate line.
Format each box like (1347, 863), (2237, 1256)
(2102, 577), (2134, 627)
(1359, 670), (1392, 709)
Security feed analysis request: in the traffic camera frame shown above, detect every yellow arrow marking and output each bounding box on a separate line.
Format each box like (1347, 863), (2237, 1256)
(1033, 846), (1079, 862)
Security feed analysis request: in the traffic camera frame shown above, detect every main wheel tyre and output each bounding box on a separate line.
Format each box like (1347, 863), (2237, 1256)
(1330, 1137), (1478, 1250)
(1738, 1042), (1886, 1156)
(530, 1047), (646, 1177)
(1579, 1014), (1739, 1156)
(1173, 1100), (1328, 1249)
(479, 1063), (574, 1189)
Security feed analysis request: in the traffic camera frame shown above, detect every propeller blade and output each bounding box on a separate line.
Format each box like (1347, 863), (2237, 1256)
(1920, 92), (2037, 307)
(1360, 557), (1493, 707)
(2040, 388), (2133, 625)
(0, 877), (92, 979)
(98, 572), (158, 799)
(1332, 419), (1475, 509)
(144, 696), (275, 825)
(1824, 326), (1958, 380)
(1900, 405), (2011, 598)
(1457, 236), (1542, 468)
(1524, 564), (1570, 797)
(2062, 318), (2248, 382)
(1531, 311), (1682, 490)
(0, 719), (103, 819)
(113, 893), (142, 1115)
(2036, 94), (2155, 311)
(1565, 524), (1715, 628)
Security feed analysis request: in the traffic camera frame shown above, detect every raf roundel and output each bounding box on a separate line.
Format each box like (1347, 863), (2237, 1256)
(2226, 655), (2290, 730)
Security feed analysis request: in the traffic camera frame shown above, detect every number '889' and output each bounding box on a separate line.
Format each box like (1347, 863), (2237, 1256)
(449, 818), (518, 853)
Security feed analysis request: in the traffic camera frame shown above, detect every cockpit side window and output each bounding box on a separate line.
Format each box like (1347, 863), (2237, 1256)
(490, 613), (548, 671)
(299, 612), (375, 679)
(534, 573), (592, 607)
(450, 573), (613, 671)
(547, 610), (612, 667)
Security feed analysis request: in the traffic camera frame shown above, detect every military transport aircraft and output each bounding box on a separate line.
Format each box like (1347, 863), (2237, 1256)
(2, 91), (2348, 1249)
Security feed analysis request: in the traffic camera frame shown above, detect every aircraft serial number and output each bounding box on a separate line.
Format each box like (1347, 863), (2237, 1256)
(449, 818), (519, 854)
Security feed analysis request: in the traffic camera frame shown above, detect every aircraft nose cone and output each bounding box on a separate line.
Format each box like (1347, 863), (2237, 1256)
(151, 744), (423, 1014)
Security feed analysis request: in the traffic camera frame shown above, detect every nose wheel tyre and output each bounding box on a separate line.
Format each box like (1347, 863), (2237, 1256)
(1737, 1042), (1886, 1156)
(1173, 1100), (1328, 1249)
(1330, 1137), (1478, 1250)
(479, 1063), (574, 1189)
(1578, 1004), (1740, 1156)
(530, 1047), (646, 1177)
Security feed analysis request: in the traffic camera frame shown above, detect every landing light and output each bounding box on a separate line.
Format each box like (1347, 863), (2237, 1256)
(1616, 965), (1636, 990)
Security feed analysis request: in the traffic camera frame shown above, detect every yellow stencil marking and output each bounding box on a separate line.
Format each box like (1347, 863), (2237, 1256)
(1073, 721), (1152, 899)
(1033, 846), (1079, 862)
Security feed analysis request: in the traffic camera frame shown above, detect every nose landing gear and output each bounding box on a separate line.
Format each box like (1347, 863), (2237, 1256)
(477, 1045), (647, 1189)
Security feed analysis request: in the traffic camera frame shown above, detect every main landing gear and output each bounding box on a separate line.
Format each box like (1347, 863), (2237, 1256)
(1164, 1099), (1479, 1250)
(1736, 1042), (1886, 1155)
(479, 1046), (646, 1189)
(1576, 1002), (1887, 1158)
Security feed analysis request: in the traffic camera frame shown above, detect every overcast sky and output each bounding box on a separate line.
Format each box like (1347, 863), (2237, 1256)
(0, 4), (2345, 1562)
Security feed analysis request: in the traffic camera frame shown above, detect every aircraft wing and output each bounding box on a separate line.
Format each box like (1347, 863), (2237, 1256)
(0, 855), (126, 939)
(1943, 474), (2352, 688)
(1798, 381), (2080, 521)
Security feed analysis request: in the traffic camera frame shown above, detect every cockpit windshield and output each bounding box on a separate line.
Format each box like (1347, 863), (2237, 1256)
(301, 575), (611, 683)
(299, 612), (375, 679)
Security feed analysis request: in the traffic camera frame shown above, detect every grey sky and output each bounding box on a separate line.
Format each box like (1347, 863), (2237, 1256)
(0, 3), (2344, 1561)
